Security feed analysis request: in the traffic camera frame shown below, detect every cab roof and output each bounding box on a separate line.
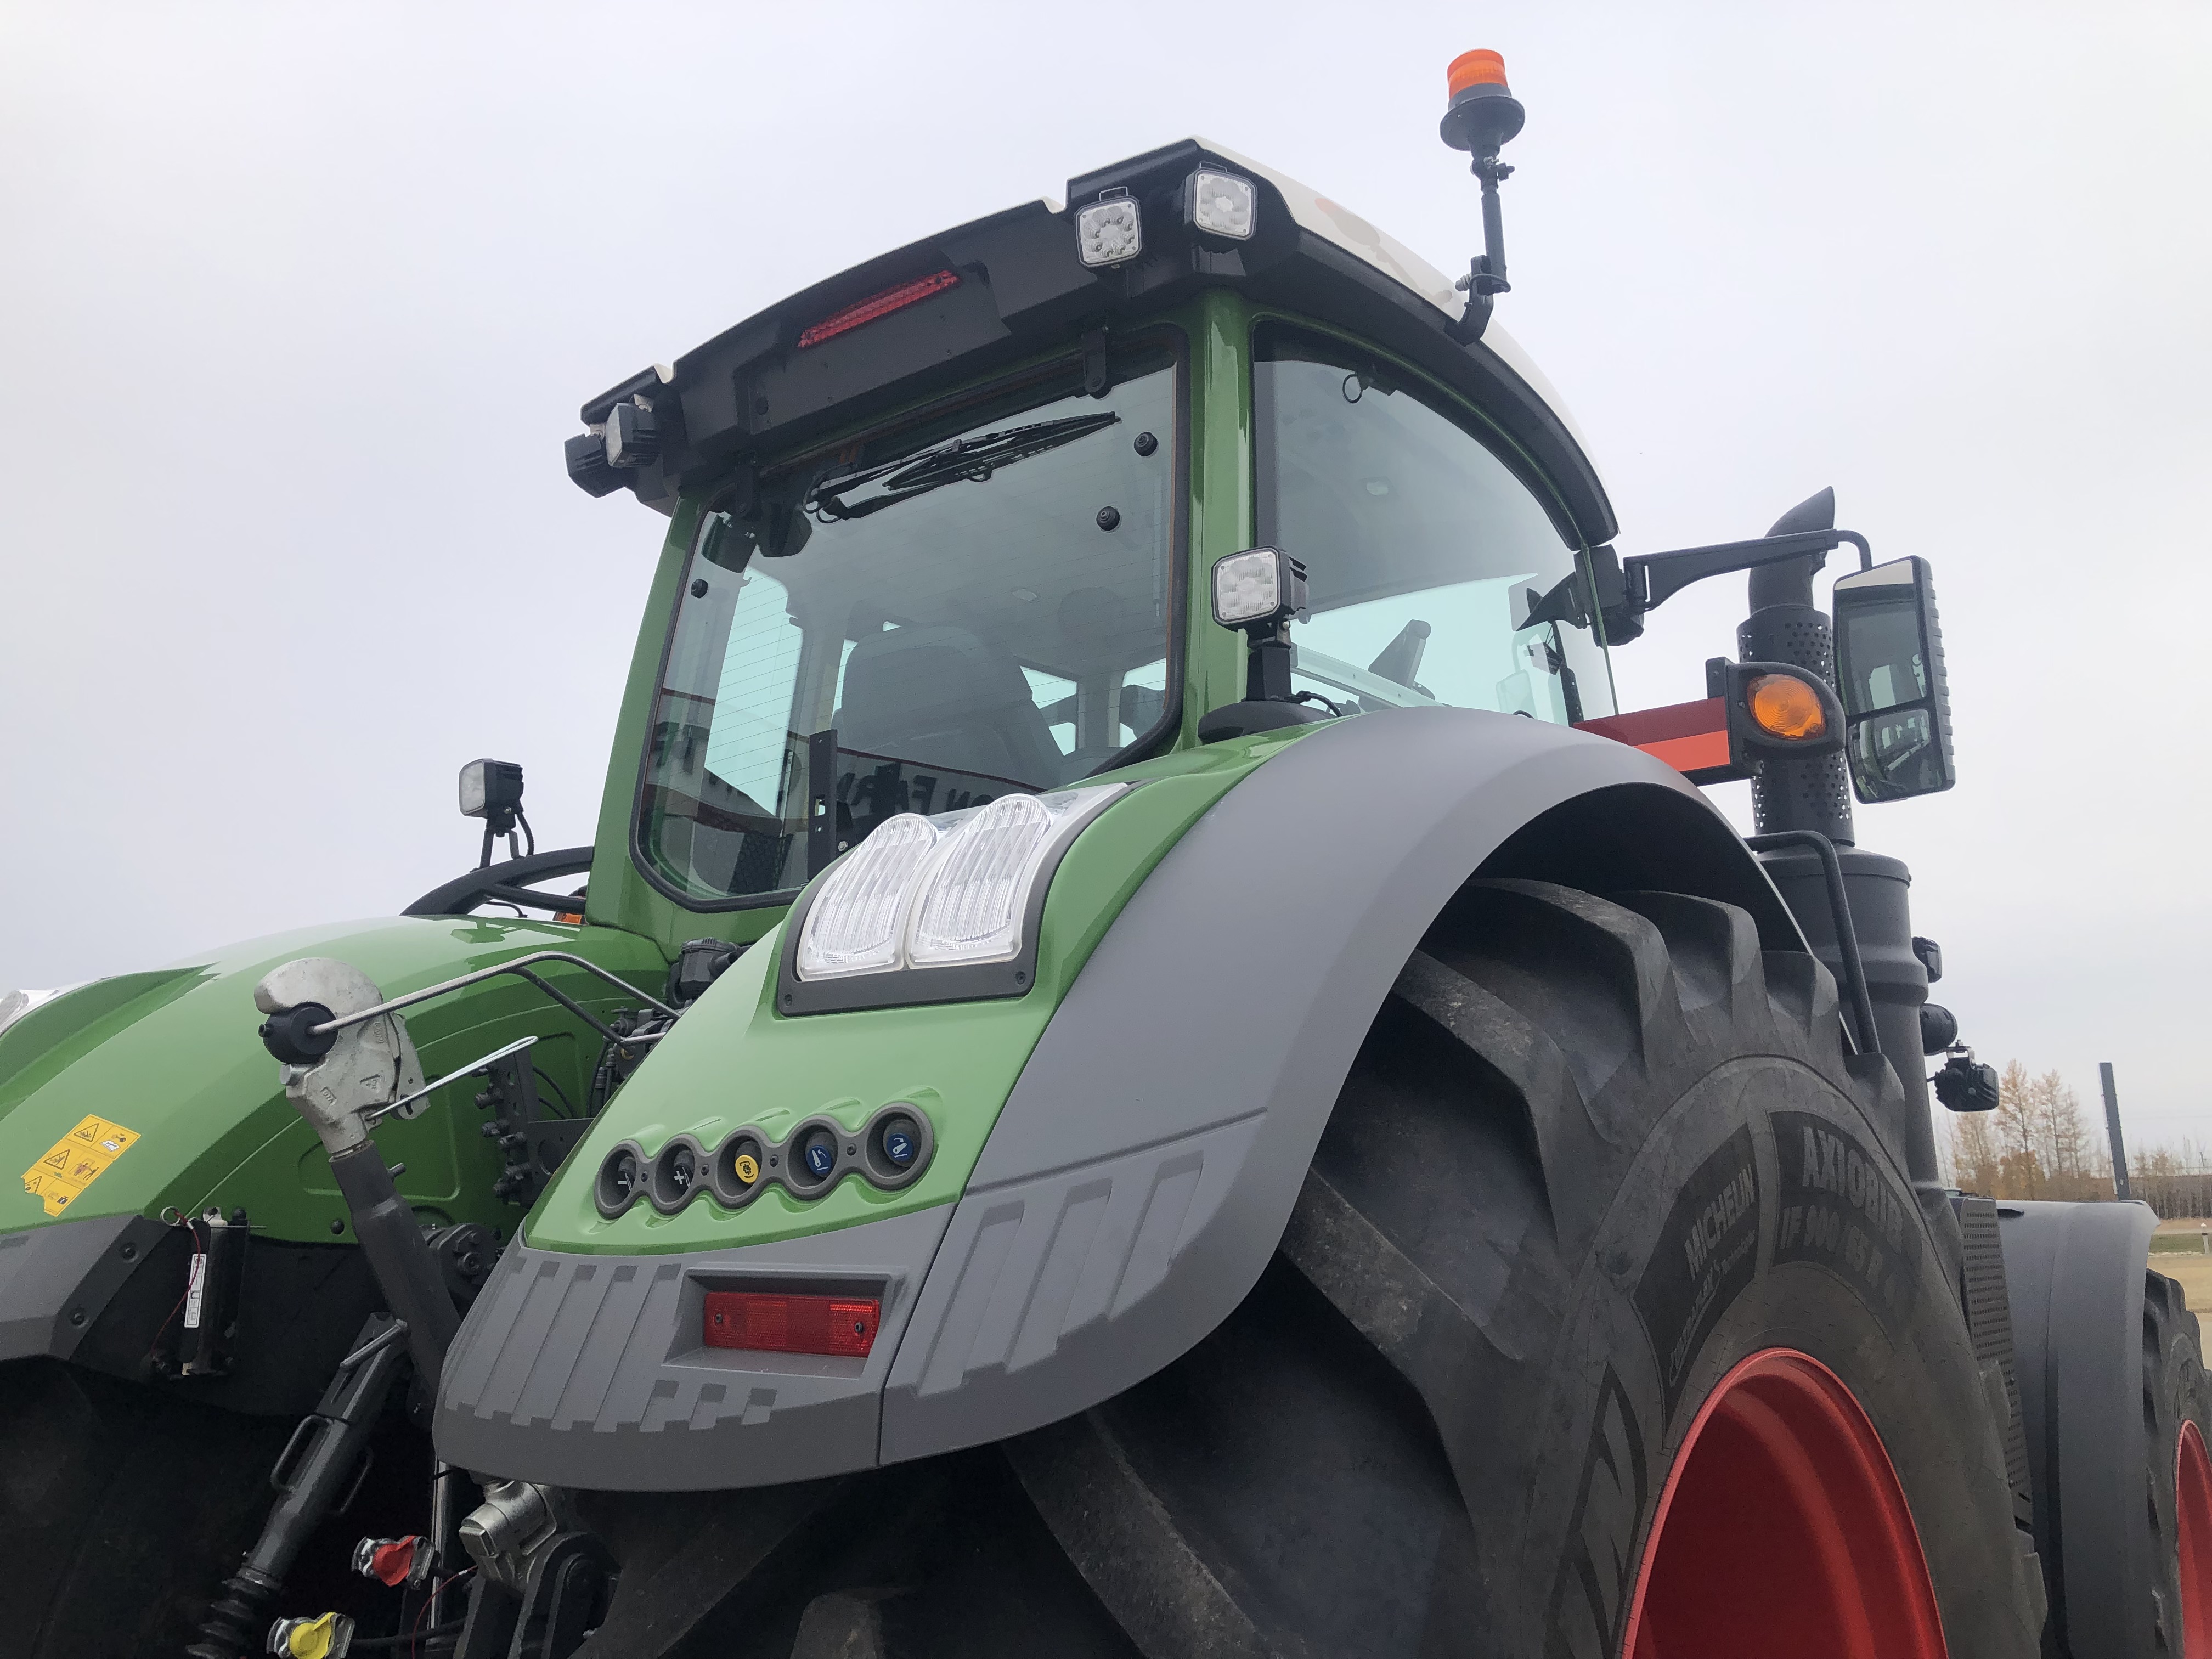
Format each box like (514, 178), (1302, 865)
(577, 139), (1616, 547)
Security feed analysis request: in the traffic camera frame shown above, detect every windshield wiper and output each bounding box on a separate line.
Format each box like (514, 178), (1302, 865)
(808, 411), (1121, 522)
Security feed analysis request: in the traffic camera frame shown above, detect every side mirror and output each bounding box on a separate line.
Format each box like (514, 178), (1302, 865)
(1831, 556), (1955, 803)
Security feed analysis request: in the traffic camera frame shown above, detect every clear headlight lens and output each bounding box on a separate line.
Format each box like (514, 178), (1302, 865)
(795, 813), (945, 980)
(911, 793), (1061, 967)
(793, 784), (1127, 983)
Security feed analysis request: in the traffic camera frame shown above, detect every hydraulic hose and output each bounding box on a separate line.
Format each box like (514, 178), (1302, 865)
(331, 1142), (460, 1390)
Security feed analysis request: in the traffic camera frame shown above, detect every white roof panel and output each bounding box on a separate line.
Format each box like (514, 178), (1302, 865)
(1189, 139), (1606, 499)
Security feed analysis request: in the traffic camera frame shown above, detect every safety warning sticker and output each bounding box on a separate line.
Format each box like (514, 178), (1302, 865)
(20, 1115), (140, 1217)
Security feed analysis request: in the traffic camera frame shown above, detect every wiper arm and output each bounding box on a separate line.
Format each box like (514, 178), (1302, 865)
(808, 411), (1121, 522)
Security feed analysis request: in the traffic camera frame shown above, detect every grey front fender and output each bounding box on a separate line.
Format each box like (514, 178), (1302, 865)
(436, 708), (1795, 1492)
(879, 705), (1793, 1462)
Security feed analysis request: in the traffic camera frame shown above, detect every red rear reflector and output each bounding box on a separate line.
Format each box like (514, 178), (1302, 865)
(703, 1290), (880, 1357)
(797, 270), (961, 349)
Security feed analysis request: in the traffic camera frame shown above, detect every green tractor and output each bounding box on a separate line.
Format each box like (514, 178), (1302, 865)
(5, 50), (2205, 1659)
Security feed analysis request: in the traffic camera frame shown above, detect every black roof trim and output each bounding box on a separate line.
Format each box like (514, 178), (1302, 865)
(573, 145), (1616, 545)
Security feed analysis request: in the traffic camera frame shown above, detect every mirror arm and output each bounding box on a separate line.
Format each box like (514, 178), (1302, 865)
(1625, 528), (1872, 618)
(1525, 530), (1874, 648)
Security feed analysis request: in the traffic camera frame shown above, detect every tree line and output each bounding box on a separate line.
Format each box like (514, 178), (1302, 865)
(1947, 1061), (2113, 1202)
(1945, 1062), (2209, 1216)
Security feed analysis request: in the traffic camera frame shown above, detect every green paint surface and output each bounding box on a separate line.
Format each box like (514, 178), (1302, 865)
(524, 724), (1316, 1254)
(0, 918), (666, 1242)
(0, 287), (1603, 1264)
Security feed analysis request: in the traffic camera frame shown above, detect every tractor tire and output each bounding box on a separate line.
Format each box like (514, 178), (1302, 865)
(0, 1356), (294, 1658)
(2143, 1268), (2212, 1657)
(998, 879), (2045, 1658)
(563, 881), (2051, 1657)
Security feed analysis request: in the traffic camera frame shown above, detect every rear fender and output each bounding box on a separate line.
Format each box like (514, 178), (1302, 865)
(881, 706), (1798, 1461)
(437, 708), (1801, 1488)
(1999, 1198), (2162, 1649)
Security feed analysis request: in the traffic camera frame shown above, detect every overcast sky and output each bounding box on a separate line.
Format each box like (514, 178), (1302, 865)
(3, 3), (2206, 1149)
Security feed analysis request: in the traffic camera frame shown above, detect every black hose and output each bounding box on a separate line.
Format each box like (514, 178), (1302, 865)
(533, 1065), (577, 1117)
(346, 1623), (466, 1650)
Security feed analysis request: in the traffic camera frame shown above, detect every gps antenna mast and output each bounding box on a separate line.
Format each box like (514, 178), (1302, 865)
(1438, 49), (1526, 342)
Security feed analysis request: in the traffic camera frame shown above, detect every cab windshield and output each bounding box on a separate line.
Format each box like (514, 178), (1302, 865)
(636, 342), (1180, 905)
(1255, 325), (1614, 724)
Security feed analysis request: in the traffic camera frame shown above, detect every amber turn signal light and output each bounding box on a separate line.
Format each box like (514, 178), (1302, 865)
(1746, 674), (1830, 741)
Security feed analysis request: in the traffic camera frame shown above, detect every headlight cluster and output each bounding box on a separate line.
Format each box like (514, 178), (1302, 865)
(780, 783), (1127, 1014)
(595, 1102), (934, 1220)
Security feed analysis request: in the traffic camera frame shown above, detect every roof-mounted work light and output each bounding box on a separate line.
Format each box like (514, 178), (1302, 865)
(1075, 188), (1143, 267)
(1438, 49), (1526, 342)
(1186, 169), (1257, 241)
(605, 399), (659, 469)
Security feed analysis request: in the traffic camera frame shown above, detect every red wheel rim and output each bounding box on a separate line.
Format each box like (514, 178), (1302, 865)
(2176, 1420), (2212, 1658)
(1621, 1348), (1946, 1659)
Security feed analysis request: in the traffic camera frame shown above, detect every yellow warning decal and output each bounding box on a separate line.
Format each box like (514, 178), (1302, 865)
(20, 1115), (139, 1217)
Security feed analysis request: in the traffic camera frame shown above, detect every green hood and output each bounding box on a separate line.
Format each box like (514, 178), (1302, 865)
(524, 736), (1302, 1256)
(2, 915), (666, 1243)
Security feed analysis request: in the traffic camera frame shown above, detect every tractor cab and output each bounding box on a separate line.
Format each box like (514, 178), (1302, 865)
(582, 140), (1620, 926)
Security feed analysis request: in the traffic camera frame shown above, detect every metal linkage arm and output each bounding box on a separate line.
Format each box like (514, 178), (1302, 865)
(308, 952), (678, 1041)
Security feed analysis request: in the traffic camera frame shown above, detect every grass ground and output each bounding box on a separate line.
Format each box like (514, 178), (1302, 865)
(2151, 1218), (2212, 1313)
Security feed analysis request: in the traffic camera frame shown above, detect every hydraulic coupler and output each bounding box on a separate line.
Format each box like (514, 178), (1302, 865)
(187, 1315), (411, 1659)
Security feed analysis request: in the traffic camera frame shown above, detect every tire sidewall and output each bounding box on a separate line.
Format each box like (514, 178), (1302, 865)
(1519, 1051), (2034, 1659)
(2148, 1277), (2212, 1651)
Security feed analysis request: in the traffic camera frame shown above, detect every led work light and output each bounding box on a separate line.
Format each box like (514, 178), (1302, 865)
(1212, 547), (1308, 633)
(1187, 170), (1257, 240)
(604, 399), (659, 469)
(458, 759), (524, 827)
(1075, 189), (1143, 267)
(458, 757), (533, 868)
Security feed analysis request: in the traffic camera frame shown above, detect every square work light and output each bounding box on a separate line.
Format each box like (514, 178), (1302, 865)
(1075, 189), (1143, 268)
(459, 758), (524, 824)
(1187, 170), (1257, 240)
(1212, 547), (1308, 633)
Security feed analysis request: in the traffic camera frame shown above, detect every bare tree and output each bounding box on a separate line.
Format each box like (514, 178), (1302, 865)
(2025, 1069), (2105, 1200)
(1950, 1105), (2002, 1198)
(1991, 1060), (2042, 1199)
